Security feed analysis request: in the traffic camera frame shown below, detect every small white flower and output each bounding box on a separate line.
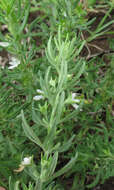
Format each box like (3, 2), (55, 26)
(0, 42), (10, 47)
(63, 11), (67, 17)
(33, 89), (44, 101)
(8, 57), (20, 69)
(33, 95), (44, 101)
(72, 93), (81, 110)
(72, 93), (81, 103)
(72, 103), (79, 109)
(72, 93), (78, 99)
(21, 157), (32, 166)
(36, 89), (44, 94)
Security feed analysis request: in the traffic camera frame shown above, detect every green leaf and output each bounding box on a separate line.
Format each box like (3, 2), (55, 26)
(86, 170), (101, 188)
(21, 110), (45, 151)
(48, 152), (78, 181)
(48, 152), (58, 177)
(18, 2), (30, 34)
(32, 102), (46, 128)
(49, 92), (60, 128)
(55, 91), (65, 124)
(60, 103), (83, 123)
(14, 181), (20, 190)
(7, 0), (15, 15)
(57, 135), (75, 153)
(57, 61), (67, 93)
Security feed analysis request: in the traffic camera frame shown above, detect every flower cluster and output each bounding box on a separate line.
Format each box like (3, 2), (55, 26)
(33, 89), (82, 110)
(33, 89), (44, 101)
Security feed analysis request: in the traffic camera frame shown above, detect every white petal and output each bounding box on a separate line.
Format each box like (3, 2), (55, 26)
(72, 104), (79, 109)
(33, 95), (44, 101)
(72, 93), (76, 99)
(8, 57), (20, 69)
(72, 93), (80, 102)
(74, 99), (80, 103)
(72, 104), (82, 111)
(0, 42), (10, 47)
(8, 65), (17, 69)
(36, 89), (44, 94)
(11, 57), (20, 64)
(21, 157), (32, 166)
(10, 57), (20, 65)
(63, 12), (67, 17)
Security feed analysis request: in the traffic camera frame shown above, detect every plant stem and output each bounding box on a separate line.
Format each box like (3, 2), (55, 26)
(35, 179), (43, 190)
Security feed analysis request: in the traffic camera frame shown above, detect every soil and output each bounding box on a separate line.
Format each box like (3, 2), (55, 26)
(80, 10), (114, 59)
(94, 177), (114, 190)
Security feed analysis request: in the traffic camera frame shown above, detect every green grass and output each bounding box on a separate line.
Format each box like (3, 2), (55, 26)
(0, 0), (114, 189)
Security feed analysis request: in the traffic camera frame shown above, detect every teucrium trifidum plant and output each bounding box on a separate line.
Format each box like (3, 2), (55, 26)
(20, 27), (86, 190)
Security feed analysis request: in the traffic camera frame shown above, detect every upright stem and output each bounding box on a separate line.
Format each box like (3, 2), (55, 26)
(35, 179), (43, 190)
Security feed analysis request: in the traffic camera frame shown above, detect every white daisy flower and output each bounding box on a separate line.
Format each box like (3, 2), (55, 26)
(8, 57), (20, 69)
(0, 42), (10, 47)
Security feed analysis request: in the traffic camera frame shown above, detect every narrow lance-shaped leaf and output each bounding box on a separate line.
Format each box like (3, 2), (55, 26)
(0, 0), (7, 11)
(44, 66), (51, 98)
(96, 7), (112, 31)
(43, 125), (57, 152)
(14, 181), (20, 190)
(32, 102), (46, 128)
(49, 93), (60, 128)
(18, 3), (30, 34)
(48, 152), (58, 177)
(74, 61), (86, 81)
(86, 170), (101, 189)
(48, 152), (78, 181)
(9, 176), (13, 190)
(57, 135), (75, 153)
(39, 74), (48, 98)
(58, 26), (62, 47)
(47, 36), (55, 64)
(55, 91), (65, 124)
(24, 164), (40, 181)
(60, 102), (83, 123)
(7, 0), (15, 14)
(76, 40), (86, 56)
(21, 110), (45, 151)
(57, 61), (67, 93)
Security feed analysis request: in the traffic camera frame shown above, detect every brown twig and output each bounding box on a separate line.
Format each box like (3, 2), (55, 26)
(81, 32), (91, 59)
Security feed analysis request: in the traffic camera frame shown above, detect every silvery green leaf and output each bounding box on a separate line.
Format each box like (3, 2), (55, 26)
(57, 135), (75, 153)
(21, 110), (45, 151)
(32, 102), (46, 128)
(48, 152), (78, 181)
(86, 170), (101, 189)
(55, 91), (65, 124)
(48, 152), (58, 177)
(14, 181), (20, 190)
(24, 165), (40, 181)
